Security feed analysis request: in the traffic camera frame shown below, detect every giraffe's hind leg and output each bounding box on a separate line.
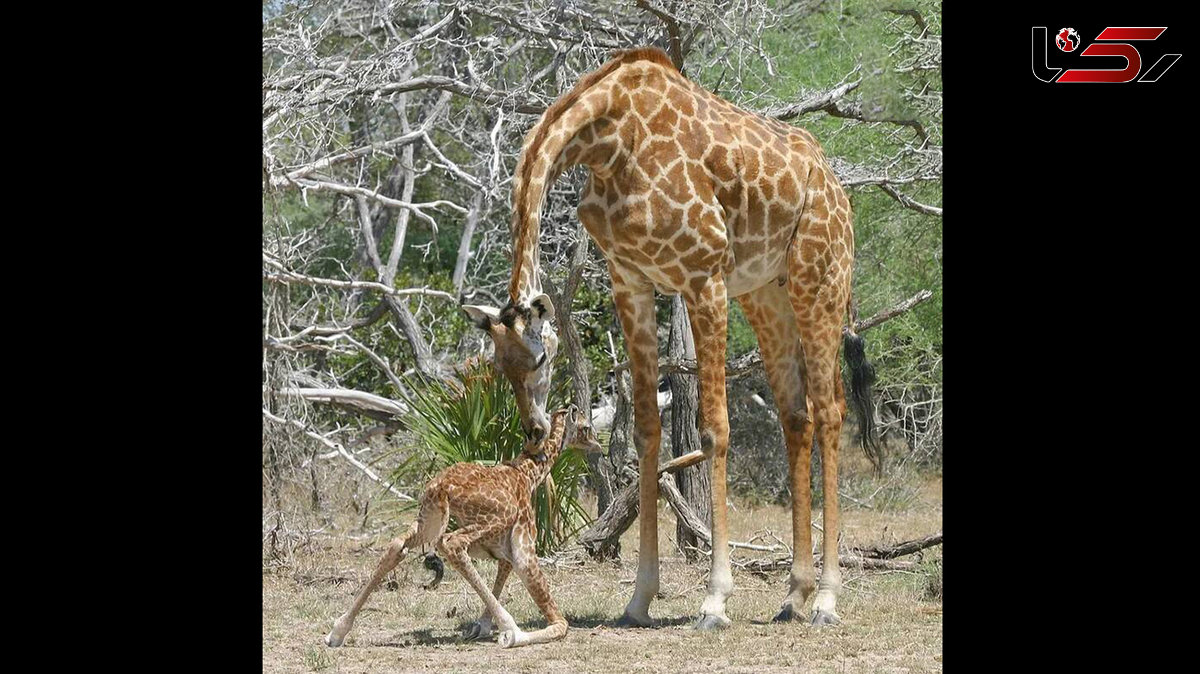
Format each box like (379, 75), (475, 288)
(325, 520), (420, 647)
(786, 218), (854, 626)
(738, 283), (818, 622)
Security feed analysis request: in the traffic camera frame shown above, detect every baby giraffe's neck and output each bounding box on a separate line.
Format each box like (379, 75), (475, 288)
(513, 412), (568, 490)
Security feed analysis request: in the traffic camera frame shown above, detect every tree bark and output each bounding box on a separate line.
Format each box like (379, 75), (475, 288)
(544, 231), (616, 517)
(667, 296), (711, 560)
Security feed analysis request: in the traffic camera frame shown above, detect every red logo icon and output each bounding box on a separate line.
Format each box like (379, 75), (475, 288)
(1056, 28), (1080, 52)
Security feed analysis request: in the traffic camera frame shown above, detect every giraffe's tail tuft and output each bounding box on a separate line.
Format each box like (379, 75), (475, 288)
(410, 487), (451, 589)
(842, 325), (884, 476)
(421, 552), (445, 590)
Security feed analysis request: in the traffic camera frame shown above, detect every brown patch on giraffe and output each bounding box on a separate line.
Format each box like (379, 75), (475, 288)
(660, 162), (690, 203)
(563, 144), (581, 165)
(672, 230), (699, 253)
(638, 138), (676, 174)
(663, 265), (687, 286)
(666, 85), (695, 117)
(577, 203), (605, 229)
(743, 150), (761, 181)
(631, 87), (660, 118)
(777, 169), (799, 204)
(648, 104), (679, 134)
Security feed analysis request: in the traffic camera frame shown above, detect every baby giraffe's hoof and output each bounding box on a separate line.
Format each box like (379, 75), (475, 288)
(497, 630), (518, 649)
(462, 619), (494, 641)
(325, 617), (349, 647)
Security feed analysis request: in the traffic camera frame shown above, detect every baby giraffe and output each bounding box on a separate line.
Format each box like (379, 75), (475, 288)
(325, 405), (603, 649)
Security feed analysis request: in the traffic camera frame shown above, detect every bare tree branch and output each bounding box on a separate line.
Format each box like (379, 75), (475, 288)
(263, 409), (414, 502)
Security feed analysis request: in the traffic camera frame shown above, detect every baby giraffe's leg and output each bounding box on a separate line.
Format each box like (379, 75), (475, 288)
(464, 559), (511, 641)
(439, 524), (520, 640)
(325, 521), (418, 647)
(499, 518), (568, 648)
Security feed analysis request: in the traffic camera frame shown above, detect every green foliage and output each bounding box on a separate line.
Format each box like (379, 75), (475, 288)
(398, 361), (591, 555)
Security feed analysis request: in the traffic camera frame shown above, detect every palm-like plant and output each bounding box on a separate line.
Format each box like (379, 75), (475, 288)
(398, 360), (592, 555)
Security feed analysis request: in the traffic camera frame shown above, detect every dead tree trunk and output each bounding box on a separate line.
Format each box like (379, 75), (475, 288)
(578, 368), (634, 560)
(544, 229), (616, 517)
(668, 296), (711, 560)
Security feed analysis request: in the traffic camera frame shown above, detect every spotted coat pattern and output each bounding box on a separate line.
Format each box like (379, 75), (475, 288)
(476, 47), (858, 628)
(325, 408), (601, 648)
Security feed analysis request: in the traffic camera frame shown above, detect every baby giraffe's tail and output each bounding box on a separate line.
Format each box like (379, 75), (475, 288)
(413, 487), (451, 589)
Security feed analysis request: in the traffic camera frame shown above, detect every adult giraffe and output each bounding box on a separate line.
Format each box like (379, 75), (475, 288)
(463, 47), (878, 629)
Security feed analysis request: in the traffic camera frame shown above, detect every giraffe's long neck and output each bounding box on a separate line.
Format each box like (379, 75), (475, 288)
(513, 411), (569, 489)
(507, 49), (674, 306)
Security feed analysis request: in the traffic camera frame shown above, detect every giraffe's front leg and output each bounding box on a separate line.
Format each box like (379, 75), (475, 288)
(611, 277), (662, 628)
(687, 276), (733, 631)
(498, 518), (568, 648)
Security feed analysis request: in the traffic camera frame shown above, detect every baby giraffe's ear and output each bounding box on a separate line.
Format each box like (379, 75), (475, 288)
(462, 304), (500, 330)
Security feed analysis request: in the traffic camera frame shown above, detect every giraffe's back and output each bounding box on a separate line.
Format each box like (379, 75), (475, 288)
(425, 463), (523, 530)
(574, 56), (850, 299)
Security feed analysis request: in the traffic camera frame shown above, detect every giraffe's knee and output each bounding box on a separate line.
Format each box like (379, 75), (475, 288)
(786, 405), (811, 434)
(699, 425), (729, 458)
(813, 404), (841, 428)
(632, 418), (661, 458)
(436, 537), (460, 559)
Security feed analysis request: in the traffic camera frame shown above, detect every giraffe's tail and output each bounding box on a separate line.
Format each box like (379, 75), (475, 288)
(411, 487), (450, 590)
(842, 296), (884, 476)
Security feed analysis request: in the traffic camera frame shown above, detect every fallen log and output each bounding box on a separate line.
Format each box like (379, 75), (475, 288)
(852, 532), (943, 559)
(740, 554), (918, 574)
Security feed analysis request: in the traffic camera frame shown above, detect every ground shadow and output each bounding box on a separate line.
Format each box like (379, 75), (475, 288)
(368, 613), (703, 649)
(373, 628), (462, 647)
(560, 614), (696, 629)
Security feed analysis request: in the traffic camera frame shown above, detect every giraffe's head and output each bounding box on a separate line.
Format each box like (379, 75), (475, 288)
(462, 294), (558, 442)
(562, 404), (604, 456)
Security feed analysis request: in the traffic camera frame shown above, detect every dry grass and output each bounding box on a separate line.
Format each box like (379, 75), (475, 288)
(263, 460), (941, 673)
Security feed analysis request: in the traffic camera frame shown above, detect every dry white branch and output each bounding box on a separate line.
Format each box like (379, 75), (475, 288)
(263, 409), (414, 502)
(271, 387), (408, 418)
(263, 255), (458, 303)
(877, 183), (942, 217)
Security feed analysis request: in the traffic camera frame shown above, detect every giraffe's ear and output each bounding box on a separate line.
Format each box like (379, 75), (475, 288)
(462, 304), (500, 331)
(529, 293), (555, 324)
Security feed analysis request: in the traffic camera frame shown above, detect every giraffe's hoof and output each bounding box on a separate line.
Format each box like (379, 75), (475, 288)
(811, 609), (841, 626)
(693, 614), (732, 631)
(497, 629), (518, 649)
(772, 605), (802, 623)
(462, 619), (495, 641)
(614, 611), (653, 628)
(324, 631), (345, 648)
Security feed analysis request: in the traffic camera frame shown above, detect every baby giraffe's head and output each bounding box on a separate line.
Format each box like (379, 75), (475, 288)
(520, 405), (605, 465)
(562, 405), (605, 456)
